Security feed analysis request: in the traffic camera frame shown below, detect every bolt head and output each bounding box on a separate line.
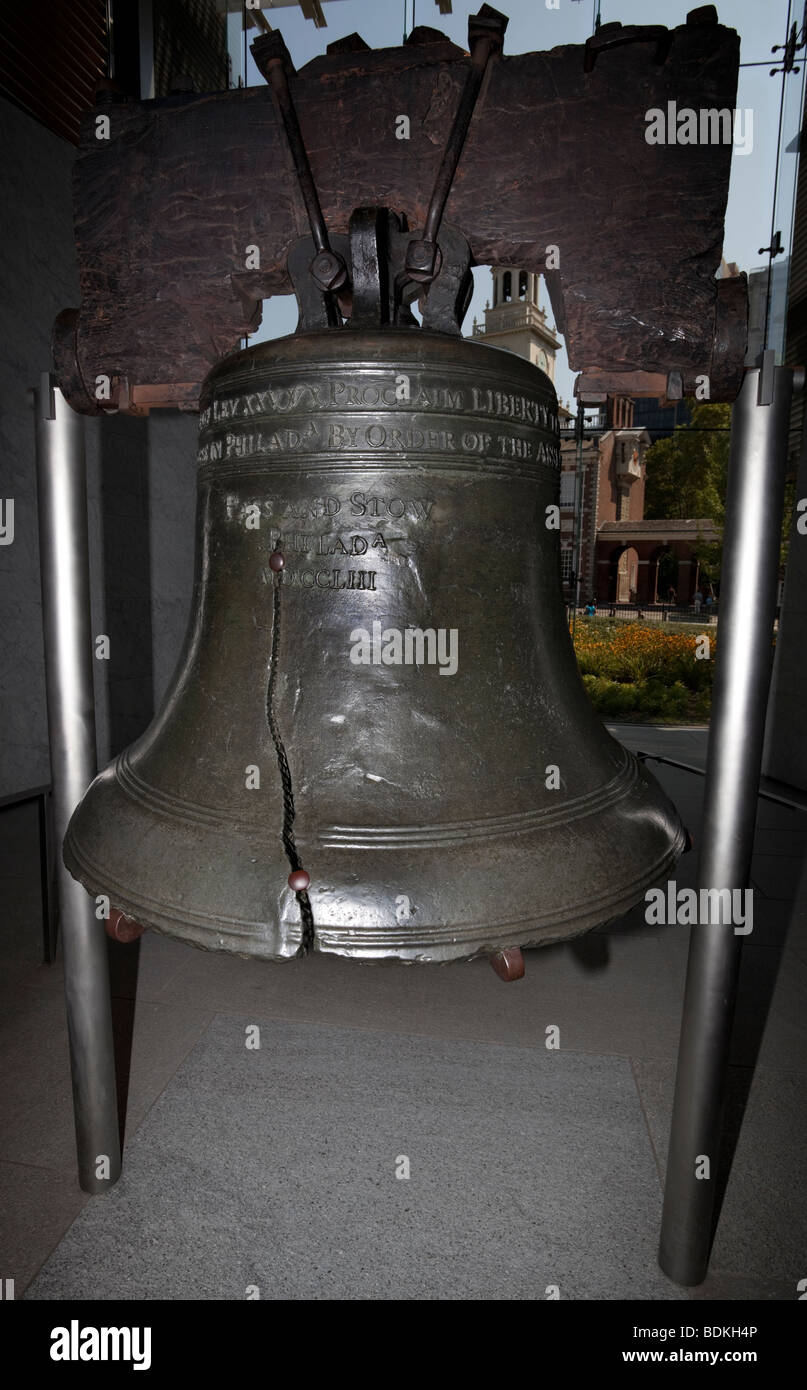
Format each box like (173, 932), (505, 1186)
(309, 250), (347, 291)
(405, 240), (440, 283)
(407, 240), (435, 269)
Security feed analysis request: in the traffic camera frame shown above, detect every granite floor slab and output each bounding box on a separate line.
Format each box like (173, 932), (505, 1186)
(632, 1059), (806, 1291)
(0, 978), (213, 1170)
(0, 1161), (89, 1294)
(25, 1015), (686, 1302)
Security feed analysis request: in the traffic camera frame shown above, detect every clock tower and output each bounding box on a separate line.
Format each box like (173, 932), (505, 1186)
(471, 267), (561, 380)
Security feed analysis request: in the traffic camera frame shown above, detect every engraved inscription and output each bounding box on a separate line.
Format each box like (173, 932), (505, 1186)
(199, 381), (467, 428)
(198, 426), (560, 469)
(470, 387), (556, 429)
(262, 566), (377, 592)
(327, 423), (458, 453)
(198, 375), (559, 437)
(225, 492), (436, 524)
(271, 531), (390, 558)
(350, 492), (434, 519)
(242, 486), (436, 598)
(197, 368), (561, 470)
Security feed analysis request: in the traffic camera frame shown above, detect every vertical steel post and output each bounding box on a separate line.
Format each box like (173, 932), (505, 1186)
(659, 365), (795, 1285)
(35, 375), (121, 1194)
(570, 401), (586, 635)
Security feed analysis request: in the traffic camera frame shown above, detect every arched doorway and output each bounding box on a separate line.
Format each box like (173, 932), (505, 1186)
(609, 545), (639, 603)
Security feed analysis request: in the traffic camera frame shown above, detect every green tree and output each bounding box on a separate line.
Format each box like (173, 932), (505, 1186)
(643, 401), (730, 584)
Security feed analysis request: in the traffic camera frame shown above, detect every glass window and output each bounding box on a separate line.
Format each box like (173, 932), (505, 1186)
(560, 471), (576, 506)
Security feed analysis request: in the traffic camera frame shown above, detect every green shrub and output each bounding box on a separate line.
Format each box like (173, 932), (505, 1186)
(581, 674), (707, 722)
(573, 619), (714, 720)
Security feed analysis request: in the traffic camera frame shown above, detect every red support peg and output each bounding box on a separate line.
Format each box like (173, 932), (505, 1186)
(288, 868), (310, 892)
(489, 947), (525, 982)
(105, 908), (146, 943)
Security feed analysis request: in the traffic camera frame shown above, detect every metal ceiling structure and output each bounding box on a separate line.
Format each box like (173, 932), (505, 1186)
(217, 1), (349, 30)
(216, 0), (452, 27)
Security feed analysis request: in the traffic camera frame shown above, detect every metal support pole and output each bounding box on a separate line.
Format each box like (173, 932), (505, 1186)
(658, 364), (795, 1285)
(567, 403), (585, 634)
(35, 375), (121, 1194)
(573, 404), (586, 620)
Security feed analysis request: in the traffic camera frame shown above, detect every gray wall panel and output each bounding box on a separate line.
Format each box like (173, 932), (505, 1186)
(0, 98), (78, 800)
(0, 98), (197, 804)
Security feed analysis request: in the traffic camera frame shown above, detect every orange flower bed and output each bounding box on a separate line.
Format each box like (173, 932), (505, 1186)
(571, 620), (715, 693)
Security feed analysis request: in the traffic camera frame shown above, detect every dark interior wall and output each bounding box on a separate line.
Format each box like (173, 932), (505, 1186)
(0, 96), (197, 801)
(146, 410), (198, 727)
(0, 97), (80, 799)
(88, 412), (155, 763)
(86, 408), (198, 767)
(0, 0), (108, 147)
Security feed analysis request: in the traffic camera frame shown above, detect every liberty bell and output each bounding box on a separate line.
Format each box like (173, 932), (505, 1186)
(63, 200), (685, 968)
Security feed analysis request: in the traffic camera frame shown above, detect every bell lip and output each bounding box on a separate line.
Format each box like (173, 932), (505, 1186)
(62, 759), (686, 966)
(62, 850), (688, 965)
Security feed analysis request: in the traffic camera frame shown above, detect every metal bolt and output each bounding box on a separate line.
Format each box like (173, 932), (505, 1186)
(405, 239), (439, 283)
(309, 250), (348, 292)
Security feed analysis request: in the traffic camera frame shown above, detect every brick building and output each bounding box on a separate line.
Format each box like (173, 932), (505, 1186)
(470, 268), (718, 607)
(559, 399), (716, 605)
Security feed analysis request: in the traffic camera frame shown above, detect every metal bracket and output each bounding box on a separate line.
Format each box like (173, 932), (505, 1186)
(583, 22), (673, 73)
(403, 5), (507, 291)
(348, 208), (399, 327)
(287, 233), (350, 331)
(770, 18), (804, 75)
(251, 30), (348, 324)
(758, 230), (784, 258)
(287, 210), (472, 335)
(417, 224), (473, 335)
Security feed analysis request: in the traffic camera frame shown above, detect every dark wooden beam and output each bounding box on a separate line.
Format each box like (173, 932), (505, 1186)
(54, 13), (745, 413)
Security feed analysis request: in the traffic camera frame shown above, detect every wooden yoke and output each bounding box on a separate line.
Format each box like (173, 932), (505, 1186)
(53, 8), (745, 415)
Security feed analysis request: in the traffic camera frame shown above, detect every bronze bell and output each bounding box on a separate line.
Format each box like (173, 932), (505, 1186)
(63, 213), (685, 964)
